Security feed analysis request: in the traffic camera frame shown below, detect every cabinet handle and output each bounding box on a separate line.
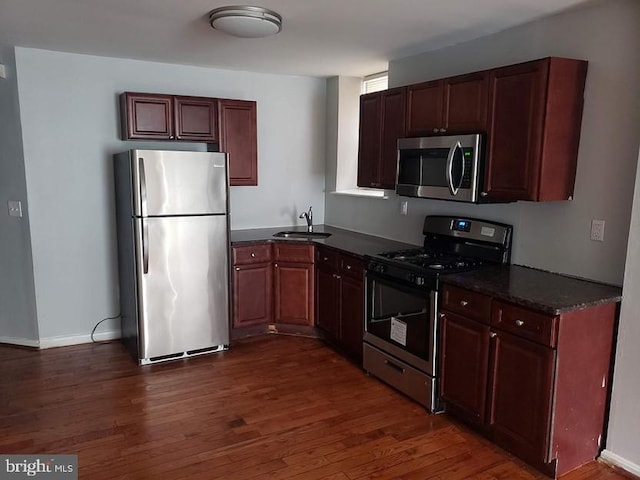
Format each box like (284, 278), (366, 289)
(235, 267), (240, 271)
(439, 313), (445, 319)
(323, 257), (329, 261)
(432, 128), (439, 133)
(250, 252), (256, 258)
(440, 128), (446, 133)
(460, 300), (468, 307)
(515, 319), (525, 327)
(176, 135), (181, 140)
(490, 332), (497, 338)
(169, 135), (174, 139)
(384, 359), (405, 374)
(480, 192), (488, 197)
(274, 263), (278, 268)
(345, 265), (352, 270)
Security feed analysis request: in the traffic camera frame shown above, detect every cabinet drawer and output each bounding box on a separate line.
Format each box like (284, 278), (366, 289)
(233, 244), (272, 265)
(491, 301), (558, 347)
(339, 254), (364, 279)
(442, 285), (492, 324)
(316, 247), (339, 270)
(274, 243), (314, 263)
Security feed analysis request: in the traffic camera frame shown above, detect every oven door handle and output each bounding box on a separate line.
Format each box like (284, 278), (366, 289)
(446, 141), (463, 196)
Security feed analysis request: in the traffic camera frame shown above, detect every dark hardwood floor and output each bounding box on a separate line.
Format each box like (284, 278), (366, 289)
(0, 335), (632, 479)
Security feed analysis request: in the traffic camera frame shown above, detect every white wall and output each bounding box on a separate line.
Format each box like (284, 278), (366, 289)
(14, 47), (326, 342)
(0, 45), (39, 345)
(325, 0), (640, 286)
(604, 147), (640, 472)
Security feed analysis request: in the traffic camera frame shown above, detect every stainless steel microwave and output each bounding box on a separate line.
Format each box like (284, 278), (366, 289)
(396, 134), (483, 203)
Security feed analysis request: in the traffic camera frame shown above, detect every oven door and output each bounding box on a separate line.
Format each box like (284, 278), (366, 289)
(364, 271), (438, 376)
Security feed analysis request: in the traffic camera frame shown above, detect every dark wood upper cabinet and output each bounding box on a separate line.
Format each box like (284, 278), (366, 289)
(174, 96), (217, 141)
(122, 93), (174, 140)
(218, 99), (258, 186)
(357, 87), (406, 189)
(357, 92), (382, 188)
(484, 58), (587, 202)
(406, 79), (444, 136)
(121, 92), (217, 142)
(443, 72), (489, 134)
(406, 72), (488, 137)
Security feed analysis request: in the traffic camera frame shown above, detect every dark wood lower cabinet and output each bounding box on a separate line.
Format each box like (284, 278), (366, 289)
(440, 312), (490, 425)
(233, 263), (272, 328)
(273, 262), (314, 326)
(315, 246), (364, 360)
(487, 330), (555, 467)
(440, 284), (617, 478)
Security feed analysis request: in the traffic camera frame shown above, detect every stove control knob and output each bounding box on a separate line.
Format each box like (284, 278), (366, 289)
(415, 276), (425, 286)
(373, 263), (386, 274)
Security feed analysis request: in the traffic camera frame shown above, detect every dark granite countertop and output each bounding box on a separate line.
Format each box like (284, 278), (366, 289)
(230, 224), (418, 258)
(442, 264), (622, 316)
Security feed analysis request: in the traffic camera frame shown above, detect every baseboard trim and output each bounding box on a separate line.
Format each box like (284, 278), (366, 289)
(0, 336), (40, 348)
(600, 449), (640, 478)
(39, 330), (121, 349)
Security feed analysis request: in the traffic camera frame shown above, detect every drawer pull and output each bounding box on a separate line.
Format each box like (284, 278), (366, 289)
(345, 265), (352, 270)
(460, 300), (468, 307)
(235, 267), (240, 271)
(384, 359), (405, 374)
(490, 332), (497, 338)
(515, 319), (525, 327)
(250, 252), (256, 258)
(323, 257), (329, 261)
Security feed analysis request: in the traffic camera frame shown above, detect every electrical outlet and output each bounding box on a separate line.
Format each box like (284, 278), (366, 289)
(7, 200), (22, 218)
(400, 201), (408, 216)
(591, 219), (605, 242)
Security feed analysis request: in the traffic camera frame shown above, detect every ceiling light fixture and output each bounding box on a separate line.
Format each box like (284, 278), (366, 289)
(208, 5), (282, 38)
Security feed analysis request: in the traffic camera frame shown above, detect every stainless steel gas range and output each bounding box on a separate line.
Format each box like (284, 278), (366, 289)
(363, 215), (512, 413)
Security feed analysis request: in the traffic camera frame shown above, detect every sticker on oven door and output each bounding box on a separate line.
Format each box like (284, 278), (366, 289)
(480, 226), (495, 237)
(390, 317), (408, 346)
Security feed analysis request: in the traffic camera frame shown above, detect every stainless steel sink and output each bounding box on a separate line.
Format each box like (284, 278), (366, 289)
(273, 231), (332, 239)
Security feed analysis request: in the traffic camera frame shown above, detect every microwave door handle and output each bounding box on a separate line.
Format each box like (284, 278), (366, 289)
(446, 141), (460, 195)
(456, 142), (466, 191)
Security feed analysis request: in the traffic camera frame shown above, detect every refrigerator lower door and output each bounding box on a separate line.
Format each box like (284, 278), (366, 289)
(134, 215), (229, 362)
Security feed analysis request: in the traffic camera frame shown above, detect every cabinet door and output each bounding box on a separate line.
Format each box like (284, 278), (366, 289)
(122, 93), (174, 140)
(316, 265), (339, 339)
(443, 72), (489, 134)
(406, 80), (444, 136)
(487, 330), (555, 465)
(339, 274), (364, 359)
(484, 60), (548, 201)
(218, 99), (258, 186)
(379, 87), (407, 189)
(357, 92), (382, 188)
(440, 312), (490, 425)
(232, 263), (272, 328)
(274, 262), (314, 326)
(174, 96), (218, 142)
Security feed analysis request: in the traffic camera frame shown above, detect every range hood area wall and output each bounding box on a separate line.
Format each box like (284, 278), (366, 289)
(325, 0), (640, 288)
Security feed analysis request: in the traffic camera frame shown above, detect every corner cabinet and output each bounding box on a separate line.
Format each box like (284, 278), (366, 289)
(357, 87), (406, 189)
(121, 92), (217, 142)
(483, 58), (587, 202)
(218, 99), (258, 186)
(439, 284), (617, 477)
(273, 243), (315, 326)
(315, 246), (364, 359)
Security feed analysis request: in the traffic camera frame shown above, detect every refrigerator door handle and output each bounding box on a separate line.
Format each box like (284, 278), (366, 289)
(142, 218), (149, 274)
(139, 156), (148, 218)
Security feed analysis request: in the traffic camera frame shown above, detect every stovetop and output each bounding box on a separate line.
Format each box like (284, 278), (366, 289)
(366, 215), (513, 290)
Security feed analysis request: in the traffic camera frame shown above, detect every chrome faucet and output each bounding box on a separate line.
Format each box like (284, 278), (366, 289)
(299, 206), (313, 232)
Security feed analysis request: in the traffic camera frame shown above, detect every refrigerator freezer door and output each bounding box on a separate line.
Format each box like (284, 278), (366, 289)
(132, 150), (227, 217)
(134, 215), (230, 360)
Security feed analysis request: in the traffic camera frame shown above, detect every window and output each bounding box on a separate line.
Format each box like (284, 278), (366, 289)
(362, 72), (388, 94)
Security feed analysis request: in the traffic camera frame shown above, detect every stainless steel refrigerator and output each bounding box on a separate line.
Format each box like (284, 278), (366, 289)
(113, 150), (230, 364)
